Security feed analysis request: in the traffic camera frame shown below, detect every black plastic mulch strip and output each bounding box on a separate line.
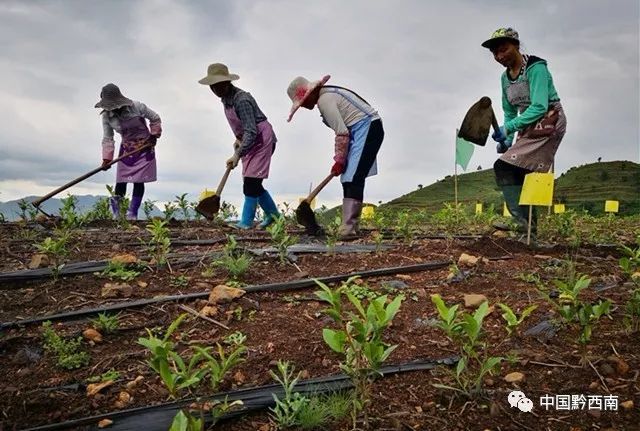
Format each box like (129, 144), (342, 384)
(0, 261), (450, 330)
(24, 356), (458, 431)
(247, 243), (393, 255)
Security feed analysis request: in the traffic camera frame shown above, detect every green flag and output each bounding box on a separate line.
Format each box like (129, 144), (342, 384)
(455, 130), (474, 171)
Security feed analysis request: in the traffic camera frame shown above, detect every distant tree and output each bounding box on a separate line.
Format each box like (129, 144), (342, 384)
(417, 184), (423, 189)
(477, 165), (482, 170)
(597, 157), (602, 162)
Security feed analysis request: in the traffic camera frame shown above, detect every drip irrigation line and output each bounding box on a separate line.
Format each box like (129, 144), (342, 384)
(1, 260), (450, 330)
(24, 356), (458, 431)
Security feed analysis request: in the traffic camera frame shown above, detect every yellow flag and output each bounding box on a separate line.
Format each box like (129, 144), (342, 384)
(362, 206), (375, 219)
(475, 203), (483, 214)
(554, 204), (565, 214)
(519, 172), (554, 206)
(604, 200), (619, 213)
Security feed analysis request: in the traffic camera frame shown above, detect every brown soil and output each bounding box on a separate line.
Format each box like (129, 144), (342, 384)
(1, 221), (639, 431)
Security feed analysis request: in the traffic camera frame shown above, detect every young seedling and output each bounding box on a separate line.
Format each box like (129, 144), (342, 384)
(143, 219), (171, 267)
(86, 197), (112, 222)
(100, 261), (142, 282)
(192, 340), (247, 391)
(624, 288), (640, 333)
(175, 193), (191, 221)
(430, 294), (503, 397)
(324, 214), (342, 253)
(267, 215), (298, 264)
(315, 277), (403, 429)
(170, 275), (189, 288)
(497, 303), (538, 336)
(42, 321), (90, 370)
(143, 199), (157, 220)
(17, 199), (37, 222)
(212, 235), (252, 281)
(372, 231), (384, 254)
(91, 312), (121, 334)
(86, 368), (120, 383)
(163, 202), (178, 221)
(35, 230), (71, 280)
(269, 360), (310, 429)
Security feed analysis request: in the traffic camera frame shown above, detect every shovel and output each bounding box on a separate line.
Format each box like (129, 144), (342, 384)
(457, 96), (501, 146)
(194, 166), (233, 220)
(295, 173), (334, 235)
(31, 142), (155, 215)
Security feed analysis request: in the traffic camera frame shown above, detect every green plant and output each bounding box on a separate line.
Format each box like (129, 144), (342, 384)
(106, 185), (130, 224)
(169, 410), (203, 431)
(342, 280), (379, 301)
(143, 219), (171, 266)
(163, 202), (178, 221)
(372, 231), (384, 254)
(497, 303), (538, 336)
(192, 341), (246, 391)
(430, 295), (502, 397)
(394, 210), (415, 245)
(543, 275), (612, 364)
(267, 215), (298, 264)
(137, 314), (206, 398)
(223, 331), (247, 346)
(505, 351), (520, 366)
(190, 201), (203, 221)
(35, 230), (71, 280)
(315, 276), (403, 429)
(175, 193), (191, 221)
(324, 214), (342, 252)
(91, 312), (121, 334)
(59, 194), (86, 229)
(143, 199), (157, 220)
(85, 197), (112, 222)
(87, 368), (120, 383)
(41, 321), (90, 370)
(212, 235), (252, 281)
(619, 240), (640, 279)
(100, 261), (142, 281)
(171, 275), (190, 288)
(17, 198), (38, 222)
(269, 360), (309, 429)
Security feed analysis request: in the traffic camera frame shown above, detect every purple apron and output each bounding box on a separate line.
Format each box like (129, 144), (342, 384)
(224, 106), (275, 179)
(116, 116), (157, 183)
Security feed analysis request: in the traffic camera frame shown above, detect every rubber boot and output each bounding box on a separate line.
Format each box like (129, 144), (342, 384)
(338, 198), (362, 240)
(493, 185), (528, 232)
(257, 190), (280, 229)
(110, 196), (122, 219)
(234, 196), (258, 229)
(126, 195), (143, 221)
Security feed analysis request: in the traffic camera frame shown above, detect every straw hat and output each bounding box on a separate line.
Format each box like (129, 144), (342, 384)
(198, 63), (240, 86)
(94, 83), (133, 111)
(481, 27), (520, 49)
(286, 74), (330, 122)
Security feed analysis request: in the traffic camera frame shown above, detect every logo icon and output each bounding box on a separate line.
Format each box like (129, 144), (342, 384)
(508, 390), (534, 413)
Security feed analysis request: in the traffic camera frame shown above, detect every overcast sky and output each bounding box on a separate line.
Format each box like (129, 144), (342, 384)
(0, 0), (638, 210)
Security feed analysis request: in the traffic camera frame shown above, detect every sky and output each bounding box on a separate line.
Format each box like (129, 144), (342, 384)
(0, 0), (638, 210)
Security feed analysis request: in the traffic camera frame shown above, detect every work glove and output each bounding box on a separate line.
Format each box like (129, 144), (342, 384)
(233, 139), (241, 151)
(226, 153), (240, 169)
(101, 159), (112, 170)
(331, 161), (345, 176)
(496, 139), (513, 154)
(491, 125), (507, 144)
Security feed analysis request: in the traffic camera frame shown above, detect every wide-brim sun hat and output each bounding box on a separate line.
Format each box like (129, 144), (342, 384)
(481, 27), (520, 49)
(198, 63), (240, 86)
(94, 83), (133, 110)
(286, 74), (330, 122)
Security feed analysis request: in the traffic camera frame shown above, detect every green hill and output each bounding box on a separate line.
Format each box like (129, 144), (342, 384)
(383, 160), (640, 216)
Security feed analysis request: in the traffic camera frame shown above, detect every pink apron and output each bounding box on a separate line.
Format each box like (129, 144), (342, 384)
(116, 116), (157, 183)
(224, 106), (275, 179)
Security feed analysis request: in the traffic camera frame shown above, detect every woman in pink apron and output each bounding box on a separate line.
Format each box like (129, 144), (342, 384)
(286, 75), (384, 239)
(483, 28), (567, 240)
(198, 63), (279, 229)
(96, 83), (162, 220)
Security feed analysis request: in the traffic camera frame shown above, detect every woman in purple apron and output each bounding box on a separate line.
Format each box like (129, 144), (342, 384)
(286, 75), (384, 239)
(198, 63), (279, 229)
(96, 83), (162, 220)
(482, 28), (567, 240)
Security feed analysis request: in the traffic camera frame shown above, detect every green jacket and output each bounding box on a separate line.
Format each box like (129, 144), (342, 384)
(502, 56), (560, 137)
